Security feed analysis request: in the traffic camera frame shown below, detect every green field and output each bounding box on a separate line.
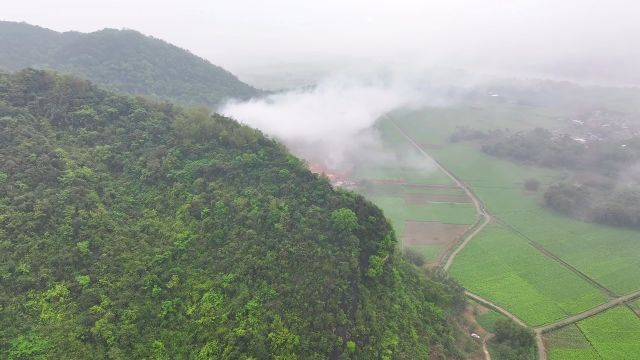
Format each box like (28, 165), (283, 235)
(367, 191), (475, 238)
(545, 324), (600, 360)
(360, 183), (465, 196)
(351, 122), (472, 261)
(390, 107), (640, 294)
(427, 144), (640, 295)
(449, 224), (606, 326)
(578, 307), (640, 359)
(546, 306), (640, 359)
(353, 165), (453, 185)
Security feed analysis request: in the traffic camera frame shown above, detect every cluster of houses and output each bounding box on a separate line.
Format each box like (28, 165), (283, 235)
(308, 163), (357, 188)
(564, 108), (640, 145)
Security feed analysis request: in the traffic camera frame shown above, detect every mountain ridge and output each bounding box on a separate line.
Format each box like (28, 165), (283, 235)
(0, 69), (464, 359)
(0, 21), (261, 107)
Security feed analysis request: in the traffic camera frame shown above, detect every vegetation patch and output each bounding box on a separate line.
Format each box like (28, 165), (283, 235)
(487, 319), (536, 360)
(475, 308), (507, 333)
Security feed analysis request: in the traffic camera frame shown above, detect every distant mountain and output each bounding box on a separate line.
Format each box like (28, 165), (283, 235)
(0, 21), (261, 106)
(0, 69), (465, 359)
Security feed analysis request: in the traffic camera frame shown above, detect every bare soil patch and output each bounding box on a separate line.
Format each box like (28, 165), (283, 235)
(403, 221), (470, 266)
(403, 221), (469, 247)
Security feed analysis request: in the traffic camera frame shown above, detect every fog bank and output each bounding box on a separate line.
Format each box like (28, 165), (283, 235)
(220, 70), (456, 171)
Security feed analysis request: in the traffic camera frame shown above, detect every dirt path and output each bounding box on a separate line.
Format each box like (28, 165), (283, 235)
(482, 335), (493, 360)
(465, 291), (528, 327)
(390, 119), (547, 360)
(535, 290), (640, 333)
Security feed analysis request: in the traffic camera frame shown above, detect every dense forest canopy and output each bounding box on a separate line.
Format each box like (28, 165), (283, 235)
(0, 21), (261, 107)
(0, 69), (464, 359)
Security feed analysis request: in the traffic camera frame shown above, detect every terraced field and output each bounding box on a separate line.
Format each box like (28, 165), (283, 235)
(449, 224), (606, 326)
(545, 306), (640, 359)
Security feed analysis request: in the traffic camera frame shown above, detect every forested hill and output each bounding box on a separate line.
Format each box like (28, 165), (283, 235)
(0, 70), (463, 359)
(0, 21), (261, 106)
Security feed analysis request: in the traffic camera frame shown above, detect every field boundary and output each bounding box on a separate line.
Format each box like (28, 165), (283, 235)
(535, 291), (640, 333)
(494, 218), (616, 298)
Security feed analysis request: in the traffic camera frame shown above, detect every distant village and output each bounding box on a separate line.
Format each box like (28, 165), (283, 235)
(561, 108), (640, 145)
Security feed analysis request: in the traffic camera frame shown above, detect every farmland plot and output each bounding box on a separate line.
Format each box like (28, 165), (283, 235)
(544, 324), (600, 360)
(449, 224), (606, 326)
(389, 109), (640, 295)
(576, 307), (640, 359)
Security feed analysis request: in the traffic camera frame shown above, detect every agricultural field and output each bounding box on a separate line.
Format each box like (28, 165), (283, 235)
(388, 105), (640, 293)
(352, 122), (476, 265)
(630, 299), (640, 316)
(449, 224), (606, 326)
(359, 182), (475, 263)
(578, 306), (640, 359)
(425, 142), (640, 294)
(544, 324), (600, 360)
(545, 306), (640, 359)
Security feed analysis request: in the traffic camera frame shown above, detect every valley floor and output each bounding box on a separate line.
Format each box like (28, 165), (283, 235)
(360, 103), (640, 359)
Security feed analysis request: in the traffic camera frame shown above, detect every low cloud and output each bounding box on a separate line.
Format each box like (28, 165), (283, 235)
(219, 69), (457, 172)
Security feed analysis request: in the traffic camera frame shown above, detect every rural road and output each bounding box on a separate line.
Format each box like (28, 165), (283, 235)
(390, 119), (548, 360)
(535, 290), (640, 333)
(465, 291), (527, 328)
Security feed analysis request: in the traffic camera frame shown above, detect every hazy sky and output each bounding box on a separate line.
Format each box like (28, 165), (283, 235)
(3, 0), (640, 83)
